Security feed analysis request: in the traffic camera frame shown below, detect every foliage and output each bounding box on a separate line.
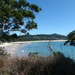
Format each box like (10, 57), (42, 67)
(0, 33), (67, 42)
(28, 52), (39, 57)
(54, 51), (64, 56)
(1, 74), (9, 75)
(64, 30), (75, 46)
(0, 52), (75, 75)
(18, 33), (67, 41)
(0, 47), (10, 56)
(0, 0), (41, 35)
(11, 33), (18, 38)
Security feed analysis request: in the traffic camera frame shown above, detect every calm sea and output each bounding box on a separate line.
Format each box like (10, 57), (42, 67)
(15, 41), (75, 60)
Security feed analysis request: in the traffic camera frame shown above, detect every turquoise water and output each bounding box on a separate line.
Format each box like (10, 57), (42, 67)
(15, 41), (75, 60)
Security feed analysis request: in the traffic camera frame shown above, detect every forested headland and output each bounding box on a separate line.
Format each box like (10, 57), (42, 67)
(0, 33), (67, 42)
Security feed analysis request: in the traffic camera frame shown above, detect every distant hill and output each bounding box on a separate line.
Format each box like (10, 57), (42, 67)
(19, 33), (67, 41)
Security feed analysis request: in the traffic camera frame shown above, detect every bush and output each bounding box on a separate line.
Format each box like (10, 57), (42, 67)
(0, 47), (10, 56)
(0, 52), (75, 75)
(28, 52), (39, 57)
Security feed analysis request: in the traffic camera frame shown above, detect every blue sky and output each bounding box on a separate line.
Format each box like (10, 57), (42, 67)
(25, 0), (75, 36)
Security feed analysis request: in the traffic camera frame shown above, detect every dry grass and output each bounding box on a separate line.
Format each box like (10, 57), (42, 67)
(0, 53), (75, 75)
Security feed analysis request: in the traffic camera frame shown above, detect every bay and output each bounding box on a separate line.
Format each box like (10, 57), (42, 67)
(15, 41), (75, 60)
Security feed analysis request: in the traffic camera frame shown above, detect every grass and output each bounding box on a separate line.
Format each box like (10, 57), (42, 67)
(0, 52), (75, 75)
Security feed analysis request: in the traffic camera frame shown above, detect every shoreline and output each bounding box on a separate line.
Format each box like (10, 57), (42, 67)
(0, 40), (67, 56)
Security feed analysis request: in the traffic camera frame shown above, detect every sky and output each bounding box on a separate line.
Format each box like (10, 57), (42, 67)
(24, 0), (75, 36)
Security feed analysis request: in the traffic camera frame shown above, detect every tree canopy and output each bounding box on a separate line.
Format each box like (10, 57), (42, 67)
(0, 0), (42, 35)
(64, 30), (75, 46)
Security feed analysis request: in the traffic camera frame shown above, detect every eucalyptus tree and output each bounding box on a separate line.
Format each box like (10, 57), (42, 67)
(0, 0), (42, 35)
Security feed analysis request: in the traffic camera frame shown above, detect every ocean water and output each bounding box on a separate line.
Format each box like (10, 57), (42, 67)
(15, 41), (75, 60)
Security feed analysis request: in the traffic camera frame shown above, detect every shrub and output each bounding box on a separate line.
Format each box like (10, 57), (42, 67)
(28, 52), (39, 57)
(0, 52), (75, 75)
(0, 47), (10, 56)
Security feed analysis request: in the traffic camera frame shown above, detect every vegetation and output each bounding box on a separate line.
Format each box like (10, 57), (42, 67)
(28, 52), (39, 57)
(64, 30), (75, 46)
(17, 33), (67, 41)
(0, 47), (10, 56)
(0, 33), (67, 42)
(0, 52), (75, 75)
(0, 0), (41, 37)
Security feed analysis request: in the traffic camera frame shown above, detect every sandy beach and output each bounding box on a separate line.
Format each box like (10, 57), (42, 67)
(0, 40), (67, 56)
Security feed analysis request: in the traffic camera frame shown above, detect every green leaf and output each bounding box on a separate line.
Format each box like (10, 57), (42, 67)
(25, 20), (37, 30)
(0, 0), (41, 34)
(30, 4), (42, 12)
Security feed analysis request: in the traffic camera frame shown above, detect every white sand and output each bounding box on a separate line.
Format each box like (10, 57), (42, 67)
(0, 40), (67, 56)
(0, 43), (12, 47)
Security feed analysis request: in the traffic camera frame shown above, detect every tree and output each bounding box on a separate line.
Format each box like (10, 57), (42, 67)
(64, 30), (75, 46)
(21, 29), (27, 34)
(0, 0), (42, 35)
(26, 32), (30, 35)
(11, 33), (18, 38)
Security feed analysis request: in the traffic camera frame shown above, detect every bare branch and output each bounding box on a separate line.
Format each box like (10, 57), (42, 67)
(40, 40), (54, 55)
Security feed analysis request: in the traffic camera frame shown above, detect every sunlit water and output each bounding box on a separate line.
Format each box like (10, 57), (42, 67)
(14, 41), (75, 60)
